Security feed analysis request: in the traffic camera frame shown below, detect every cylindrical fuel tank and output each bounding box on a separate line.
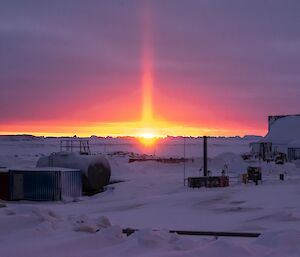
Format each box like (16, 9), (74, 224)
(36, 152), (111, 192)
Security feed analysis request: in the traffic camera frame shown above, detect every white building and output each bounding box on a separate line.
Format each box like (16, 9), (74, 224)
(251, 115), (300, 161)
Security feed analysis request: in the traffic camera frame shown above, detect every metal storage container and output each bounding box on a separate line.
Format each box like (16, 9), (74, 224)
(0, 169), (9, 200)
(288, 147), (300, 161)
(8, 167), (81, 201)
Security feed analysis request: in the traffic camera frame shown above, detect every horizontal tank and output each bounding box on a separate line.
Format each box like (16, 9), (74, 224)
(36, 152), (111, 192)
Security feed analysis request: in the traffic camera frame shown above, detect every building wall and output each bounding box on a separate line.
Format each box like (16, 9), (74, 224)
(268, 114), (300, 131)
(8, 169), (81, 201)
(288, 148), (300, 161)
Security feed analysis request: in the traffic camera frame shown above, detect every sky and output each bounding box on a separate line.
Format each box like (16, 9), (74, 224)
(1, 0), (300, 137)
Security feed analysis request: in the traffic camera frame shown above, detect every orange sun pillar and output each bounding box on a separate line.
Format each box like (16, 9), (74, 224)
(141, 1), (154, 128)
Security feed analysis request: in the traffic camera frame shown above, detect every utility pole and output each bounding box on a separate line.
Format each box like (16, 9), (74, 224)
(203, 136), (208, 177)
(183, 136), (186, 186)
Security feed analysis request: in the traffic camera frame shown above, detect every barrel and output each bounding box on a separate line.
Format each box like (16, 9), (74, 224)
(279, 173), (284, 181)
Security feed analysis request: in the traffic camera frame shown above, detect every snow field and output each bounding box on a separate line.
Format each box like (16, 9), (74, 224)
(0, 138), (300, 256)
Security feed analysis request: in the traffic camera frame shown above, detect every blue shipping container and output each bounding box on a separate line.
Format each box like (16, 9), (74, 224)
(9, 167), (81, 201)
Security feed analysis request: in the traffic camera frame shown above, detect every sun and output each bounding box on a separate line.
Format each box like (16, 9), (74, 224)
(137, 131), (158, 146)
(140, 132), (155, 139)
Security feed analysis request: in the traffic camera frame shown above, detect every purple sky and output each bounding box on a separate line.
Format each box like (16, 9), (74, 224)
(1, 0), (300, 135)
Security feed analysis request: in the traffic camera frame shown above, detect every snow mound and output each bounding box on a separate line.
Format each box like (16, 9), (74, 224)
(214, 152), (238, 163)
(255, 230), (300, 250)
(211, 152), (248, 174)
(201, 240), (254, 257)
(72, 214), (111, 233)
(132, 229), (195, 250)
(119, 229), (197, 256)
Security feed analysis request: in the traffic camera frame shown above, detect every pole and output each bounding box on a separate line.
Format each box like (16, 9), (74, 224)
(183, 137), (186, 186)
(122, 228), (260, 238)
(203, 136), (207, 177)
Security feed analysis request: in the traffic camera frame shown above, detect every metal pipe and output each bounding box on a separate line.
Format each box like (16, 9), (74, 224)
(203, 136), (208, 177)
(122, 228), (260, 238)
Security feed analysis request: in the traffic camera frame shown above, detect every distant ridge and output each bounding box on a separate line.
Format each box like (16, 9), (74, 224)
(0, 134), (261, 141)
(0, 135), (43, 141)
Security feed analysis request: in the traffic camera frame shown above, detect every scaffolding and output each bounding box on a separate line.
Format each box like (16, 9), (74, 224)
(60, 139), (91, 155)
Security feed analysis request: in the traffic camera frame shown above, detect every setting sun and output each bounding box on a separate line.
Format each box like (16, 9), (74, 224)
(140, 132), (155, 139)
(138, 136), (157, 146)
(137, 129), (159, 146)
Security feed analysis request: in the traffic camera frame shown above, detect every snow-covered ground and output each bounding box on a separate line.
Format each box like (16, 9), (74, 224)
(1, 137), (300, 257)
